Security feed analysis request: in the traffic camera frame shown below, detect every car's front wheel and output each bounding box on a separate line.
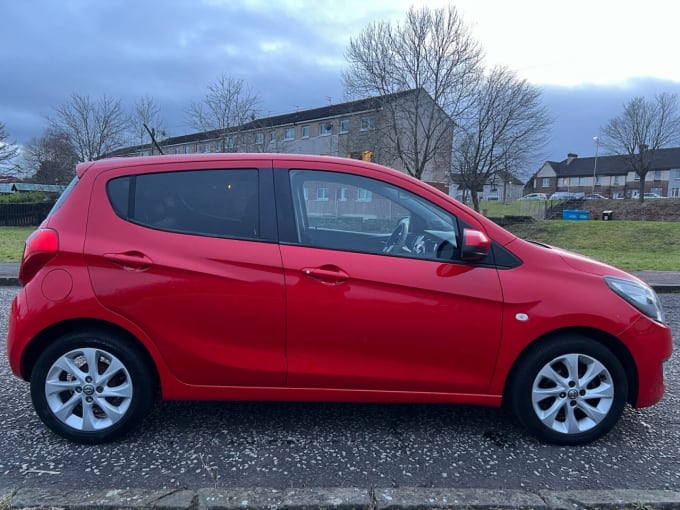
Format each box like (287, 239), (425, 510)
(508, 336), (628, 445)
(30, 329), (156, 443)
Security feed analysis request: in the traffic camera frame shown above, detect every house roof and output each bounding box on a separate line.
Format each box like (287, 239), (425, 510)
(0, 183), (13, 193)
(547, 147), (680, 177)
(108, 89), (424, 157)
(12, 183), (66, 192)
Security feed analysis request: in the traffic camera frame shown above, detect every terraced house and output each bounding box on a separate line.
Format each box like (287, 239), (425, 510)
(529, 148), (680, 199)
(111, 89), (452, 193)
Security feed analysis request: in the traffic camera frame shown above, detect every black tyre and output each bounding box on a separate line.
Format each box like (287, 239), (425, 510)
(30, 329), (156, 444)
(508, 336), (628, 445)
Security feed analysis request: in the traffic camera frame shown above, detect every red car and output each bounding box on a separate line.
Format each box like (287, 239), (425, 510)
(6, 154), (672, 445)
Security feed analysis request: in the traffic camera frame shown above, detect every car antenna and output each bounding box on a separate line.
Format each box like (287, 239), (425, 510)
(143, 123), (164, 155)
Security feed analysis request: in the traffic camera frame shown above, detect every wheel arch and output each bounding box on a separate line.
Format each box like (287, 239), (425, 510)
(21, 318), (160, 389)
(503, 326), (639, 407)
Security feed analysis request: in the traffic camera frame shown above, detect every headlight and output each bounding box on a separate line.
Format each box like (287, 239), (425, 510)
(605, 276), (666, 323)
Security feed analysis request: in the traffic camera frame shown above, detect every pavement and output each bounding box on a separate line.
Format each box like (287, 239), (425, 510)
(1, 263), (678, 509)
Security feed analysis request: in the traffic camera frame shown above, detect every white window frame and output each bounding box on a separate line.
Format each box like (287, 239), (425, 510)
(361, 117), (375, 131)
(284, 127), (295, 141)
(340, 119), (350, 133)
(317, 187), (329, 201)
(301, 125), (310, 138)
(255, 132), (264, 145)
(356, 188), (372, 202)
(319, 123), (332, 136)
(541, 178), (550, 187)
(270, 131), (276, 143)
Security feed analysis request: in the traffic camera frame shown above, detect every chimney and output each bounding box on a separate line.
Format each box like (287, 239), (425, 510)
(567, 153), (578, 164)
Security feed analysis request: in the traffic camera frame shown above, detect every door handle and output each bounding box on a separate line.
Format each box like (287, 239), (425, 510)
(301, 265), (349, 284)
(103, 251), (153, 271)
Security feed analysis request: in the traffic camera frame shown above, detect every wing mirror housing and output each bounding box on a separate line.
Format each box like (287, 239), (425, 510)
(461, 228), (491, 261)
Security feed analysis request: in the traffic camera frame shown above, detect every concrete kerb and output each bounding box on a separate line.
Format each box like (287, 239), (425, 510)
(3, 487), (680, 510)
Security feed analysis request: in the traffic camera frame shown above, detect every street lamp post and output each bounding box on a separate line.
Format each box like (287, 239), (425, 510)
(592, 136), (600, 194)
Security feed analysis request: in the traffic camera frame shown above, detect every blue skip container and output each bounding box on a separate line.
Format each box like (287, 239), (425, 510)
(562, 210), (590, 220)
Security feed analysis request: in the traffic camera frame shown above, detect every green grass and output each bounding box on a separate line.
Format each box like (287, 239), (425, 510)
(505, 220), (680, 271)
(0, 227), (33, 261)
(0, 221), (678, 271)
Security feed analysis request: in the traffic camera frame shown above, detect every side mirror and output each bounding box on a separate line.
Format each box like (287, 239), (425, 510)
(461, 228), (491, 261)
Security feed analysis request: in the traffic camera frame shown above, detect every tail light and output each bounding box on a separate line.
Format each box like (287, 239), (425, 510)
(19, 228), (59, 285)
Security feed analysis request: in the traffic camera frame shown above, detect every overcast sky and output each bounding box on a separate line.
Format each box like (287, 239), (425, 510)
(3, 0), (680, 165)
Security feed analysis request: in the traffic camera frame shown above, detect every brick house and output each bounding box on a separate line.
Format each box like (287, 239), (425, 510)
(528, 148), (680, 199)
(110, 89), (453, 193)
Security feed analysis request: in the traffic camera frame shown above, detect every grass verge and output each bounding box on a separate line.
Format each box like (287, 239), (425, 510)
(505, 220), (680, 271)
(0, 227), (33, 262)
(0, 221), (677, 271)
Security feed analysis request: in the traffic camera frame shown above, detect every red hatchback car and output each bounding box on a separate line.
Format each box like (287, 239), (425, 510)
(7, 154), (672, 445)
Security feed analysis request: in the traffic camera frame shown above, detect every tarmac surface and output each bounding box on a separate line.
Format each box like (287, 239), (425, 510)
(1, 264), (678, 509)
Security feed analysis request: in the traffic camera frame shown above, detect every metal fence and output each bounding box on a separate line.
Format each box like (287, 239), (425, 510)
(0, 202), (55, 226)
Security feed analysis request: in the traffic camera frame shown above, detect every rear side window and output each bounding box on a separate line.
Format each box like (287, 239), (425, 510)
(107, 169), (259, 239)
(48, 176), (79, 216)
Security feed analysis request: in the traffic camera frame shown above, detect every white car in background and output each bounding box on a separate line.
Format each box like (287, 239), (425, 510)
(519, 193), (547, 201)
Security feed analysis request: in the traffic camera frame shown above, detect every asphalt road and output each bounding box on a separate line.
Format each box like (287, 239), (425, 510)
(1, 287), (678, 493)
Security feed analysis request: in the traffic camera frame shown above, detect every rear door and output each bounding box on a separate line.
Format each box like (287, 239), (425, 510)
(84, 158), (287, 387)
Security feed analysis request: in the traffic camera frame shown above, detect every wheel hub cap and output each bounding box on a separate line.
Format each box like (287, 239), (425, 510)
(531, 353), (614, 435)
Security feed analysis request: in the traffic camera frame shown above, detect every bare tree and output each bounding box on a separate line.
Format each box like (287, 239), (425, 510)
(23, 128), (79, 184)
(343, 5), (483, 180)
(187, 74), (260, 150)
(133, 95), (166, 146)
(454, 67), (552, 212)
(0, 121), (19, 168)
(601, 93), (680, 202)
(49, 94), (129, 161)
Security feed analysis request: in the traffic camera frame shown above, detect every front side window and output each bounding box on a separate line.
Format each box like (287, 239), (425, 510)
(340, 119), (350, 133)
(285, 127), (295, 140)
(289, 170), (459, 261)
(301, 125), (310, 138)
(542, 178), (550, 187)
(255, 132), (264, 145)
(107, 169), (259, 239)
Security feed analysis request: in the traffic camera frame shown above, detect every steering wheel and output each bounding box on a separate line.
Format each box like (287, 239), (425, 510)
(383, 217), (410, 253)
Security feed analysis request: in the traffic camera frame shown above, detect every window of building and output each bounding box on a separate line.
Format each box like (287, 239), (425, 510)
(270, 131), (276, 143)
(653, 170), (662, 181)
(255, 132), (264, 145)
(302, 125), (310, 138)
(319, 123), (333, 136)
(613, 176), (621, 185)
(183, 146), (189, 154)
(671, 187), (680, 198)
(356, 188), (372, 202)
(634, 173), (640, 181)
(340, 119), (350, 133)
(174, 147), (181, 155)
(285, 127), (295, 140)
(361, 117), (375, 131)
(542, 178), (550, 187)
(226, 136), (235, 150)
(339, 187), (348, 201)
(106, 169), (260, 239)
(317, 187), (329, 201)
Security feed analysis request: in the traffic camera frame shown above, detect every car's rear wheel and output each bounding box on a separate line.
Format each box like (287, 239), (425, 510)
(30, 329), (156, 443)
(508, 336), (628, 445)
